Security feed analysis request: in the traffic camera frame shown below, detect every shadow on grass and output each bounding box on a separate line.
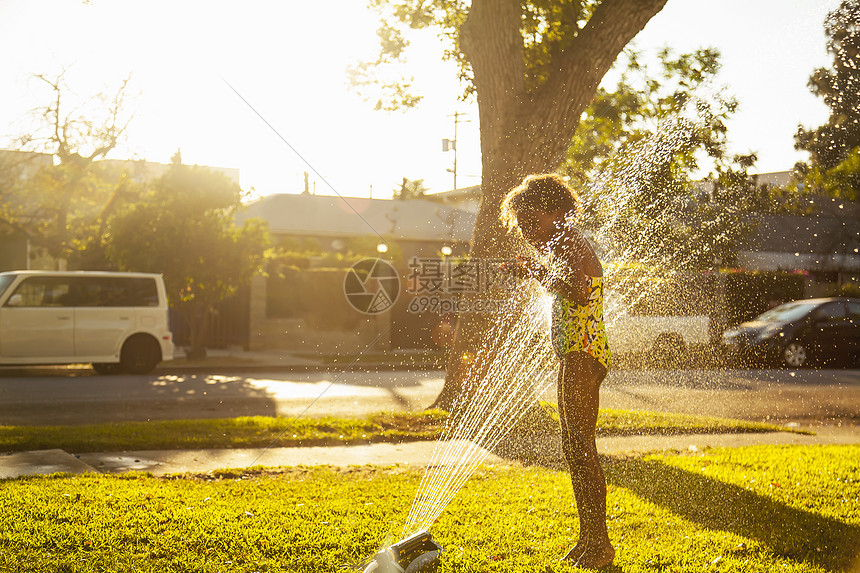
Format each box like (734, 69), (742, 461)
(494, 421), (859, 571)
(602, 456), (860, 572)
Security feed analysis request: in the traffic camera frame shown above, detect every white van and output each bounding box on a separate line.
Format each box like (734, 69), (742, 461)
(0, 271), (174, 374)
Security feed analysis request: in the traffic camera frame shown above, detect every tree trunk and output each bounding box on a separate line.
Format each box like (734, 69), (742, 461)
(182, 303), (211, 360)
(433, 0), (668, 409)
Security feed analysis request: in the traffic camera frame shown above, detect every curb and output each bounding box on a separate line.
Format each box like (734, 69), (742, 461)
(154, 361), (446, 375)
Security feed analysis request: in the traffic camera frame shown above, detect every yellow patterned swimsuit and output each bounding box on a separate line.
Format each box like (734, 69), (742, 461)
(550, 275), (612, 370)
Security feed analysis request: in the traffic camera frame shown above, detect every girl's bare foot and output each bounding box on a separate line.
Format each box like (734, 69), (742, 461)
(574, 543), (615, 569)
(561, 540), (587, 562)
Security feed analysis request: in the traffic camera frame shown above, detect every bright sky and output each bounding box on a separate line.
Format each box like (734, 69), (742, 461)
(0, 0), (839, 200)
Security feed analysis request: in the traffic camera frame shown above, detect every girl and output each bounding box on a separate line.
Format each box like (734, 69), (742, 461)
(500, 173), (614, 569)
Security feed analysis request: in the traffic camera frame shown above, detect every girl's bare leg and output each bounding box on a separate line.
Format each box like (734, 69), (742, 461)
(557, 362), (588, 562)
(560, 352), (614, 568)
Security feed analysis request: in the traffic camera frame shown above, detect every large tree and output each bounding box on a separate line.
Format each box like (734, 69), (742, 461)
(105, 157), (269, 359)
(0, 72), (133, 267)
(795, 0), (860, 199)
(361, 1), (668, 408)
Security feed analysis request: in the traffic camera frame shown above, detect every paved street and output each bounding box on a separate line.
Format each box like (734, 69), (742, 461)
(600, 367), (860, 428)
(0, 366), (857, 429)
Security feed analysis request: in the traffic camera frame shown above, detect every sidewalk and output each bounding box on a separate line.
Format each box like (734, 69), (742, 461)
(156, 347), (719, 373)
(156, 346), (446, 373)
(2, 426), (856, 480)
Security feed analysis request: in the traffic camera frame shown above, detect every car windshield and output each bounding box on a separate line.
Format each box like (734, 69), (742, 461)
(756, 301), (818, 323)
(0, 274), (16, 299)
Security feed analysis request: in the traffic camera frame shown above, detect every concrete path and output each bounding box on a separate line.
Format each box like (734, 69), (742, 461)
(2, 426), (856, 480)
(0, 449), (96, 479)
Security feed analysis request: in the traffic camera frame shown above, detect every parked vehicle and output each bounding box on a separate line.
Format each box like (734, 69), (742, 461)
(604, 295), (711, 365)
(721, 297), (860, 368)
(0, 271), (174, 374)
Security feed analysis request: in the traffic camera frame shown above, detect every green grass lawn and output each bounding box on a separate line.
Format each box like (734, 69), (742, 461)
(0, 407), (796, 454)
(0, 444), (856, 572)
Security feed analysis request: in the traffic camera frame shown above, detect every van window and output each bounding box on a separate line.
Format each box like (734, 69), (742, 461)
(0, 275), (15, 298)
(3, 276), (160, 308)
(8, 277), (72, 307)
(126, 278), (160, 307)
(76, 277), (159, 307)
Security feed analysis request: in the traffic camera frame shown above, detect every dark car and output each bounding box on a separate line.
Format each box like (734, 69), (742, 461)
(721, 297), (860, 368)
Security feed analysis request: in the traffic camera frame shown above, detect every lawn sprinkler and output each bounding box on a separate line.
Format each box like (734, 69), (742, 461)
(362, 530), (443, 573)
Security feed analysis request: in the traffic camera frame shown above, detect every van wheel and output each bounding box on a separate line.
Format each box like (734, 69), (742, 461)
(92, 363), (124, 375)
(120, 335), (162, 374)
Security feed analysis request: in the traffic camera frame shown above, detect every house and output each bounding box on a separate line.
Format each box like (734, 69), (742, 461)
(737, 196), (860, 294)
(702, 171), (860, 291)
(238, 193), (476, 259)
(233, 193), (478, 352)
(423, 184), (482, 213)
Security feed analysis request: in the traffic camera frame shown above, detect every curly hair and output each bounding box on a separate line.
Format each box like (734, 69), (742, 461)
(500, 173), (580, 233)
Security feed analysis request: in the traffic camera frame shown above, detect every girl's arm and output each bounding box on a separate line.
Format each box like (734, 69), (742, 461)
(536, 261), (588, 305)
(517, 251), (587, 305)
(546, 230), (594, 304)
(502, 229), (596, 304)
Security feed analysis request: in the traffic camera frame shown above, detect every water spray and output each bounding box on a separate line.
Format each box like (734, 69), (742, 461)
(361, 100), (725, 570)
(361, 530), (444, 573)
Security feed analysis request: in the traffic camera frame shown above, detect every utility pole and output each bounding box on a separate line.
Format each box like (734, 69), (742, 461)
(451, 111), (459, 192)
(442, 111), (468, 192)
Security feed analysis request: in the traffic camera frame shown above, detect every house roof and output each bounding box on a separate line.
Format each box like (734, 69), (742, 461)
(425, 184), (482, 201)
(238, 193), (476, 243)
(741, 208), (860, 256)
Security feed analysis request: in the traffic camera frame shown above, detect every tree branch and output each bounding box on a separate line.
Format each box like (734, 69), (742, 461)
(522, 0), (669, 172)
